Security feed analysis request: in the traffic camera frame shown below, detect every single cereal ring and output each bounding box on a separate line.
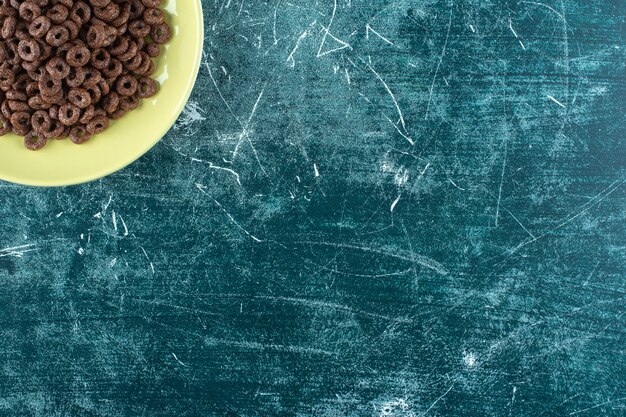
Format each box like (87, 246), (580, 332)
(101, 57), (122, 78)
(107, 35), (128, 56)
(69, 124), (90, 144)
(17, 38), (40, 61)
(89, 47), (110, 69)
(48, 104), (58, 120)
(46, 3), (68, 24)
(1, 99), (13, 119)
(45, 56), (70, 79)
(0, 6), (18, 18)
(117, 40), (137, 62)
(66, 67), (85, 87)
(143, 59), (156, 76)
(110, 3), (130, 27)
(150, 22), (171, 44)
(81, 67), (101, 87)
(69, 1), (91, 25)
(125, 52), (143, 71)
(133, 51), (151, 75)
(30, 109), (51, 132)
(78, 104), (95, 123)
(46, 119), (66, 139)
(14, 20), (30, 40)
(115, 74), (137, 96)
(137, 76), (157, 98)
(2, 15), (17, 39)
(63, 19), (79, 40)
(145, 42), (159, 57)
(102, 91), (119, 113)
(143, 7), (164, 25)
(128, 19), (149, 38)
(109, 108), (125, 119)
(7, 100), (29, 112)
(86, 114), (108, 134)
(68, 87), (91, 108)
(18, 1), (41, 23)
(38, 73), (62, 95)
(10, 111), (31, 136)
(86, 24), (108, 48)
(90, 0), (112, 8)
(66, 44), (90, 67)
(85, 84), (101, 103)
(28, 15), (49, 38)
(128, 0), (145, 20)
(24, 130), (47, 150)
(142, 0), (161, 8)
(27, 94), (50, 109)
(119, 93), (138, 111)
(25, 80), (39, 96)
(0, 68), (15, 90)
(97, 78), (110, 95)
(45, 25), (69, 46)
(93, 2), (119, 22)
(41, 89), (63, 103)
(58, 102), (80, 125)
(0, 115), (11, 135)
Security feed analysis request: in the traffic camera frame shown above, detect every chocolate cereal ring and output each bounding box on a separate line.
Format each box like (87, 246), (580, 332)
(45, 56), (70, 79)
(86, 114), (107, 134)
(136, 76), (156, 98)
(17, 38), (40, 61)
(24, 130), (47, 149)
(150, 22), (170, 44)
(143, 8), (164, 25)
(66, 44), (90, 67)
(45, 25), (69, 46)
(28, 15), (49, 38)
(58, 102), (79, 125)
(68, 87), (90, 108)
(69, 124), (89, 144)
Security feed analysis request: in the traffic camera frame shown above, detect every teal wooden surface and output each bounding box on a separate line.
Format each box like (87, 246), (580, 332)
(1, 1), (625, 415)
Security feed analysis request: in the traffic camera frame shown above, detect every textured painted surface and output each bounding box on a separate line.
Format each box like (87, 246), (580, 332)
(1, 0), (625, 415)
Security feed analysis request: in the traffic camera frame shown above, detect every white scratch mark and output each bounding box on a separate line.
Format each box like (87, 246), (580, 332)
(140, 247), (155, 274)
(423, 385), (454, 415)
(286, 21), (317, 67)
(171, 353), (189, 367)
(469, 24), (476, 33)
(314, 163), (320, 177)
(196, 184), (262, 243)
(0, 244), (37, 258)
(55, 212), (63, 218)
(365, 62), (408, 132)
(366, 24), (394, 45)
(583, 261), (600, 286)
(425, 8), (452, 119)
(569, 397), (626, 415)
(111, 210), (118, 233)
(118, 214), (129, 237)
(448, 178), (466, 191)
(317, 0), (351, 57)
(344, 67), (351, 84)
(509, 19), (526, 50)
(547, 95), (566, 107)
(495, 141), (508, 227)
(294, 241), (448, 276)
(390, 194), (402, 212)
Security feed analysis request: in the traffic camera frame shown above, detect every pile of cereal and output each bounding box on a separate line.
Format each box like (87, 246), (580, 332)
(0, 0), (171, 150)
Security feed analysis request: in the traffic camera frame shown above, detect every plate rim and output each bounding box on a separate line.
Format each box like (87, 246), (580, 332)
(0, 0), (204, 188)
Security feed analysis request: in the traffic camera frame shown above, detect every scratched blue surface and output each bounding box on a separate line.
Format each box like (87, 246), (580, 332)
(1, 0), (625, 415)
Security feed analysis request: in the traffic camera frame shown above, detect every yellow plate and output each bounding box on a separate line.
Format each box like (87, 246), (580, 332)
(0, 0), (204, 187)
